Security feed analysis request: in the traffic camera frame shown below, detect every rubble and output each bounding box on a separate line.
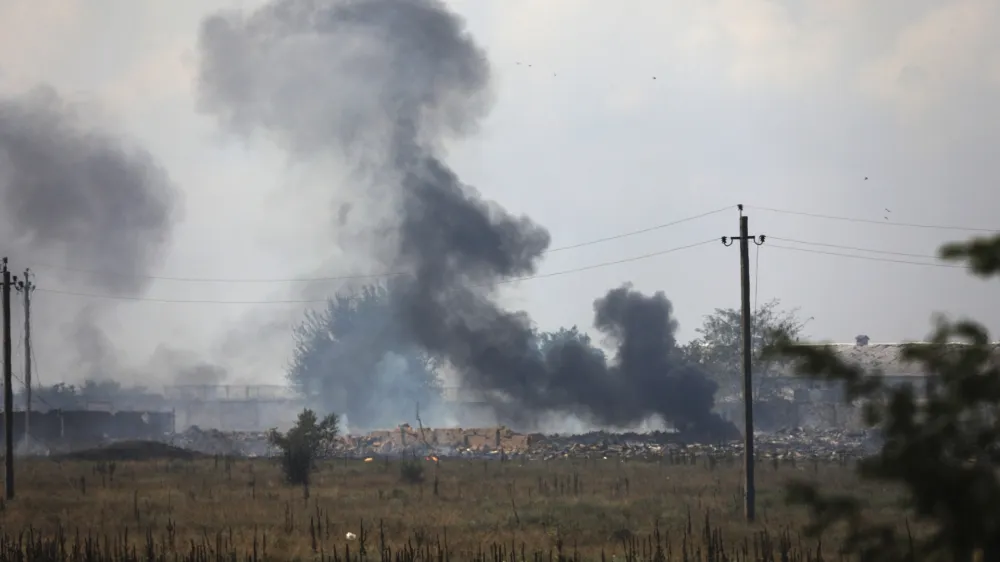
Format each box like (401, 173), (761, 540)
(20, 422), (880, 462)
(159, 424), (880, 462)
(165, 426), (274, 457)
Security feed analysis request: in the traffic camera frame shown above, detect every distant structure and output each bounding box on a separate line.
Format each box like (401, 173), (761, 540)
(755, 337), (1000, 429)
(0, 410), (174, 449)
(807, 340), (1000, 387)
(163, 385), (304, 431)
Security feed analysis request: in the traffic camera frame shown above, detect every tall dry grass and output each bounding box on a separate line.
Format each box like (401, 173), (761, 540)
(0, 453), (908, 561)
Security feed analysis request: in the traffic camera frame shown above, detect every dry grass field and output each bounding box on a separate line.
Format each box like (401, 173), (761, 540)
(0, 450), (910, 561)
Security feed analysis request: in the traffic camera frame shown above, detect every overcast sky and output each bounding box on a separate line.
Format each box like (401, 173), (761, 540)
(1, 0), (998, 387)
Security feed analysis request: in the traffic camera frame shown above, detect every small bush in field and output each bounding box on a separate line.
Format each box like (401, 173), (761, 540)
(268, 409), (339, 486)
(399, 457), (425, 484)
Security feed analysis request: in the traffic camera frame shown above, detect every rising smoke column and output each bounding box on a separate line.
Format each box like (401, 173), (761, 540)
(0, 86), (180, 375)
(197, 0), (736, 438)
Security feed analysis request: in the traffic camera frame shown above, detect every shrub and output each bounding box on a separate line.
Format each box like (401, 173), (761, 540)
(770, 232), (1000, 560)
(268, 409), (339, 486)
(399, 457), (425, 484)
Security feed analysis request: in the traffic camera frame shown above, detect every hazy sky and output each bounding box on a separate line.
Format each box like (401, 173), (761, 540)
(1, 0), (998, 387)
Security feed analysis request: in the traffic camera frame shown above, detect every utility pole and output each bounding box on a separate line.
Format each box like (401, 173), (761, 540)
(18, 270), (33, 447)
(721, 204), (765, 522)
(1, 258), (13, 500)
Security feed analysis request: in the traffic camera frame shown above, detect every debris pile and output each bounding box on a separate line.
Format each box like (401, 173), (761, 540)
(325, 425), (880, 461)
(759, 426), (881, 459)
(678, 427), (880, 461)
(29, 424), (881, 461)
(58, 440), (201, 462)
(332, 425), (531, 458)
(166, 426), (274, 457)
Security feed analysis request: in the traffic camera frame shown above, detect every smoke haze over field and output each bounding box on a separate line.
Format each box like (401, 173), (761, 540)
(196, 0), (734, 436)
(3, 0), (996, 430)
(0, 86), (182, 379)
(0, 87), (177, 295)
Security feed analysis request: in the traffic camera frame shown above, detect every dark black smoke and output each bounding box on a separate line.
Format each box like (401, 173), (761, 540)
(196, 0), (736, 439)
(0, 85), (180, 374)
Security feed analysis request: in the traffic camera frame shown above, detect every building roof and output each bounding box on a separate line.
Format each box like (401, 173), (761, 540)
(776, 342), (1000, 378)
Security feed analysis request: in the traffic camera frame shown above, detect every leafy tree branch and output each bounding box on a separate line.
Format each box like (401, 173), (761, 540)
(681, 299), (809, 397)
(767, 232), (1000, 561)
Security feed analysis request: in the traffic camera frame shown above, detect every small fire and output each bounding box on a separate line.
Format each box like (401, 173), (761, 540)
(363, 457), (374, 463)
(426, 455), (439, 462)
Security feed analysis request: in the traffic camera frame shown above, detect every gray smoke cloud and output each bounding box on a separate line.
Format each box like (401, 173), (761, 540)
(71, 305), (122, 381)
(148, 346), (228, 386)
(197, 0), (736, 438)
(0, 85), (181, 379)
(0, 86), (178, 294)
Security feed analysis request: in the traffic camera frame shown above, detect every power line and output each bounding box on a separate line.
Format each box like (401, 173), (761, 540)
(14, 203), (991, 285)
(33, 238), (719, 305)
(12, 206), (732, 284)
(543, 206), (730, 253)
(748, 206), (998, 233)
(768, 243), (965, 268)
(9, 372), (52, 410)
(768, 237), (943, 260)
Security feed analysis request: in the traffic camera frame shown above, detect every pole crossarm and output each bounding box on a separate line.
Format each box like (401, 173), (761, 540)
(721, 234), (766, 247)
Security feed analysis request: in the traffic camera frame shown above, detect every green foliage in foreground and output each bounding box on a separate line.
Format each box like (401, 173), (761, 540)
(770, 233), (1000, 561)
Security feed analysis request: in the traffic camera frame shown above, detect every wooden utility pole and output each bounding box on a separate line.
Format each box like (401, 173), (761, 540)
(19, 270), (33, 446)
(1, 258), (13, 499)
(721, 205), (765, 522)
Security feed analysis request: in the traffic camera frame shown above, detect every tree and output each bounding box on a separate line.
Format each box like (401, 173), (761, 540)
(26, 383), (84, 410)
(537, 326), (606, 362)
(287, 283), (442, 429)
(21, 380), (155, 410)
(268, 408), (339, 486)
(768, 233), (1000, 561)
(681, 299), (809, 397)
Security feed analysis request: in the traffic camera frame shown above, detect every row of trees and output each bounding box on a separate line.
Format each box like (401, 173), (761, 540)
(18, 380), (160, 410)
(21, 293), (806, 416)
(287, 285), (811, 417)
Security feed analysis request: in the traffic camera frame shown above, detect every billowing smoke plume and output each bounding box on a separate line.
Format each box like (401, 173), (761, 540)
(0, 85), (180, 377)
(197, 0), (735, 438)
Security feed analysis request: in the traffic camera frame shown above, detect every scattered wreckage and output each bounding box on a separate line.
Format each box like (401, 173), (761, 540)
(154, 424), (880, 462)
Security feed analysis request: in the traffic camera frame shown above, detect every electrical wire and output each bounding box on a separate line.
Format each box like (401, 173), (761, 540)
(32, 238), (719, 304)
(543, 206), (729, 253)
(768, 243), (965, 268)
(747, 206), (998, 233)
(11, 371), (52, 410)
(10, 206), (733, 284)
(768, 237), (943, 260)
